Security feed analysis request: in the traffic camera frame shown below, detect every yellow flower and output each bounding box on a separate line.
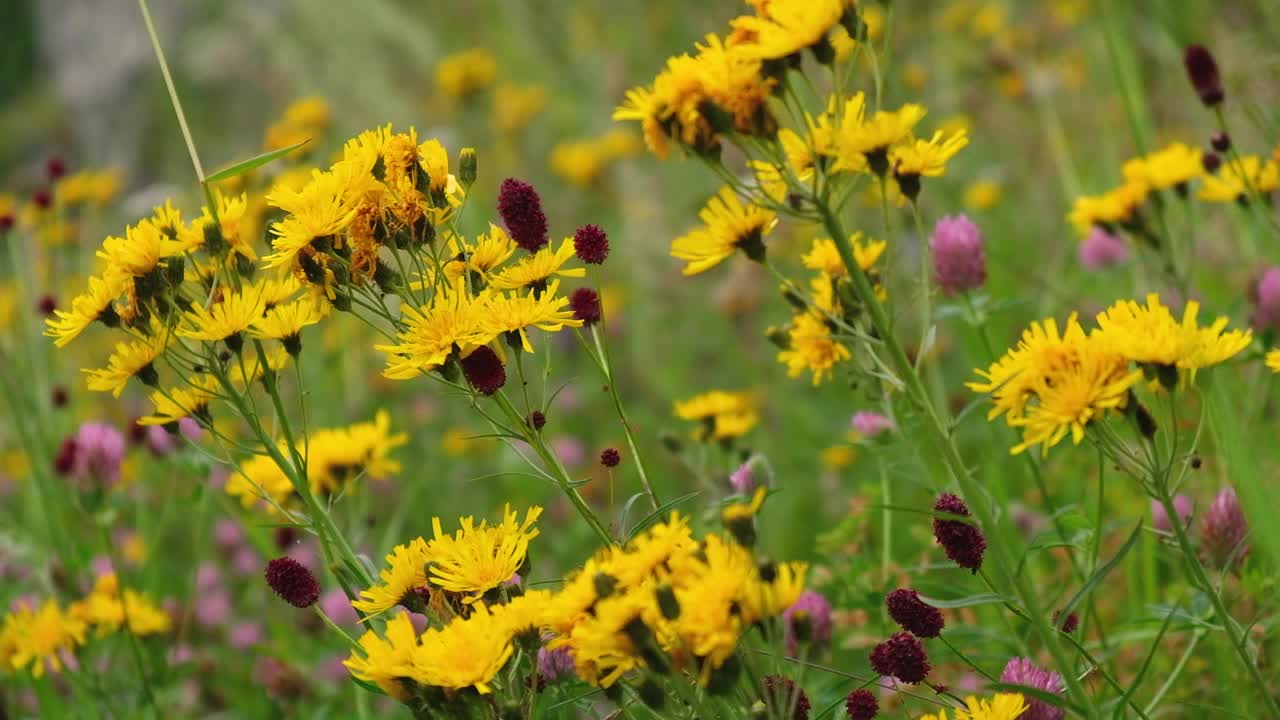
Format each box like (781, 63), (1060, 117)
(892, 128), (969, 179)
(250, 296), (327, 351)
(57, 169), (122, 207)
(722, 486), (766, 525)
(70, 574), (171, 637)
(919, 692), (1029, 720)
(613, 85), (671, 158)
(1092, 294), (1252, 379)
(1067, 182), (1148, 236)
(224, 453), (295, 511)
(671, 187), (776, 275)
(45, 275), (126, 347)
(1122, 142), (1203, 191)
(729, 0), (848, 60)
(352, 538), (432, 615)
(674, 390), (754, 421)
(778, 312), (851, 385)
(1007, 342), (1141, 454)
(1267, 349), (1280, 373)
(690, 34), (777, 136)
(751, 127), (817, 200)
(837, 103), (927, 173)
(2, 600), (87, 677)
(964, 180), (1002, 210)
(411, 603), (514, 694)
(1198, 155), (1280, 203)
(344, 611), (419, 700)
(490, 238), (585, 290)
(137, 376), (217, 427)
(475, 280), (584, 353)
(83, 330), (167, 397)
(440, 225), (517, 286)
(550, 140), (610, 187)
(425, 505), (542, 603)
(376, 281), (483, 379)
(178, 289), (266, 346)
(304, 411), (407, 495)
(418, 138), (451, 195)
(967, 313), (1091, 424)
(492, 83), (549, 134)
(434, 48), (497, 100)
(802, 234), (886, 276)
(263, 164), (363, 270)
(97, 214), (184, 285)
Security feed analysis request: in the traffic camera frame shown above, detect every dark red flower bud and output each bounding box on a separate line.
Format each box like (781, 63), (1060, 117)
(264, 557), (321, 608)
(885, 588), (945, 638)
(1202, 151), (1222, 173)
(32, 189), (52, 210)
(1210, 131), (1231, 153)
(845, 689), (879, 720)
(51, 386), (68, 409)
(462, 346), (507, 395)
(528, 410), (547, 431)
(569, 287), (602, 324)
(53, 437), (78, 476)
(573, 224), (610, 264)
(498, 178), (549, 252)
(600, 447), (621, 467)
(933, 493), (986, 573)
(869, 632), (930, 684)
(1183, 45), (1224, 106)
(37, 295), (57, 316)
(46, 156), (67, 181)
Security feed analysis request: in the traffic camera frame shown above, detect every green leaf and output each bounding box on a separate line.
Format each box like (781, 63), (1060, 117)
(1059, 520), (1142, 619)
(917, 592), (1012, 609)
(624, 492), (700, 542)
(205, 139), (309, 183)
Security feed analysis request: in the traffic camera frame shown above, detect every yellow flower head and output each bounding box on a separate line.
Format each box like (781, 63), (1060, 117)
(671, 187), (777, 275)
(1267, 348), (1280, 373)
(1122, 142), (1203, 192)
(476, 280), (584, 353)
(892, 128), (970, 179)
(224, 452), (295, 511)
(70, 574), (171, 637)
(263, 164), (364, 270)
(376, 281), (484, 379)
(492, 83), (549, 134)
(919, 692), (1029, 720)
(178, 289), (266, 346)
(251, 296), (327, 351)
(490, 238), (585, 290)
(778, 312), (851, 385)
(343, 611), (419, 700)
(426, 505), (542, 603)
(435, 48), (497, 100)
(411, 603), (514, 694)
(802, 234), (886, 276)
(352, 538), (432, 616)
(729, 0), (848, 60)
(137, 375), (218, 427)
(1068, 182), (1148, 236)
(304, 411), (407, 495)
(45, 275), (126, 347)
(837, 103), (927, 172)
(1092, 294), (1252, 379)
(2, 600), (87, 677)
(1198, 155), (1280, 203)
(968, 313), (1091, 423)
(83, 329), (168, 397)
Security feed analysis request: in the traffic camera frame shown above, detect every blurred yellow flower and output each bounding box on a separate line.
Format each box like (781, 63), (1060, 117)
(435, 48), (497, 100)
(964, 180), (1002, 210)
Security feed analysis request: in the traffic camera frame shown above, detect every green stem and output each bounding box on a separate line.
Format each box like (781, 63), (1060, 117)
(1155, 489), (1279, 717)
(817, 203), (1096, 718)
(589, 324), (660, 512)
(98, 525), (159, 715)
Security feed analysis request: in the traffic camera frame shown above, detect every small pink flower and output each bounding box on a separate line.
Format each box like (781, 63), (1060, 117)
(195, 591), (232, 628)
(214, 519), (245, 550)
(228, 621), (264, 649)
(1079, 227), (1129, 270)
(729, 461), (756, 494)
(1251, 267), (1280, 330)
(233, 547), (261, 577)
(196, 562), (222, 592)
(930, 214), (986, 294)
(851, 411), (894, 438)
(551, 436), (586, 467)
(1150, 495), (1193, 533)
(319, 590), (359, 626)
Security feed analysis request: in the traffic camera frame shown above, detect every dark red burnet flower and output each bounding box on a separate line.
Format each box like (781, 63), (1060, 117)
(0, 212), (14, 231)
(600, 447), (621, 468)
(528, 410), (547, 431)
(1202, 151), (1222, 173)
(51, 386), (69, 409)
(53, 436), (78, 476)
(933, 493), (986, 573)
(845, 689), (879, 720)
(1183, 45), (1224, 106)
(885, 588), (944, 638)
(569, 287), (602, 324)
(497, 178), (549, 252)
(1054, 610), (1079, 634)
(37, 295), (57, 316)
(573, 224), (610, 265)
(32, 189), (52, 210)
(869, 632), (930, 684)
(264, 557), (320, 608)
(46, 156), (67, 181)
(462, 346), (507, 395)
(761, 675), (811, 720)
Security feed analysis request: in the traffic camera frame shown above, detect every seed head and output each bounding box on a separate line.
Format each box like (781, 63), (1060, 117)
(600, 447), (621, 468)
(885, 588), (945, 638)
(498, 178), (549, 252)
(845, 689), (878, 720)
(573, 224), (610, 265)
(462, 346), (507, 395)
(264, 556), (321, 608)
(932, 493), (986, 573)
(569, 287), (602, 324)
(868, 632), (930, 684)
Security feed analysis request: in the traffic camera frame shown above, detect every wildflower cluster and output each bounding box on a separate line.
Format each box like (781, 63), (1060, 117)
(345, 504), (807, 716)
(0, 573), (170, 679)
(969, 294), (1250, 454)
